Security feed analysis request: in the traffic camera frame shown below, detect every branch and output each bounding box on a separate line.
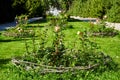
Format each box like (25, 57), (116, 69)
(12, 59), (100, 70)
(11, 58), (111, 73)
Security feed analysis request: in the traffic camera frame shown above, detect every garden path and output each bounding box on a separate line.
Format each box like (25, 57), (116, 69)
(1, 16), (120, 31)
(105, 22), (120, 30)
(0, 17), (43, 30)
(70, 16), (120, 30)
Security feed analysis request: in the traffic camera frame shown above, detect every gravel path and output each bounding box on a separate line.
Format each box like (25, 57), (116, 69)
(1, 16), (120, 31)
(70, 16), (97, 21)
(0, 21), (16, 30)
(70, 16), (120, 30)
(0, 17), (43, 30)
(105, 22), (120, 30)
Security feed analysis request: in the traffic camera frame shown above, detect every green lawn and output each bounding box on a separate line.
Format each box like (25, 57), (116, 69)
(0, 20), (120, 80)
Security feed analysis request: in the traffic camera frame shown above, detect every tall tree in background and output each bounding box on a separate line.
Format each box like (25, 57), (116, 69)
(1, 0), (119, 23)
(25, 0), (44, 17)
(68, 0), (87, 16)
(59, 0), (73, 11)
(0, 0), (14, 23)
(12, 0), (27, 16)
(12, 0), (74, 17)
(107, 0), (120, 22)
(12, 0), (44, 17)
(68, 0), (120, 22)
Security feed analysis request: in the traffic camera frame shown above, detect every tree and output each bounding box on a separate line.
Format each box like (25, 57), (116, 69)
(0, 0), (14, 23)
(68, 0), (85, 16)
(25, 0), (44, 17)
(107, 0), (120, 22)
(12, 0), (27, 16)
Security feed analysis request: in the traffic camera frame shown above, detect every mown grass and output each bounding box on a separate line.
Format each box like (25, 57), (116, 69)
(0, 35), (25, 58)
(0, 20), (120, 80)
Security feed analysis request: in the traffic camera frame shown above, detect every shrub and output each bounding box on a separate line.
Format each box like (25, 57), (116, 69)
(12, 26), (117, 73)
(107, 0), (120, 23)
(10, 13), (117, 74)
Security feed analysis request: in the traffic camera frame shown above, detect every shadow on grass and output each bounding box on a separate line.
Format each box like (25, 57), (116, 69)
(26, 25), (44, 28)
(0, 38), (30, 42)
(0, 58), (11, 66)
(0, 58), (11, 70)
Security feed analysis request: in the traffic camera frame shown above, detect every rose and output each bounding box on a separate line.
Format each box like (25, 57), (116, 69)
(55, 26), (60, 32)
(77, 31), (83, 36)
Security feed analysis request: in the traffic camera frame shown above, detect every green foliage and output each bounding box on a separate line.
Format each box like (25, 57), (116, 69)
(12, 0), (74, 17)
(25, 0), (44, 17)
(68, 0), (103, 18)
(12, 0), (44, 17)
(107, 0), (120, 22)
(68, 0), (120, 22)
(12, 0), (27, 15)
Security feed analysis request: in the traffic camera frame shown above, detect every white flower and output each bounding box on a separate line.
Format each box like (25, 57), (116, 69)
(103, 15), (107, 19)
(55, 26), (60, 32)
(77, 31), (80, 35)
(77, 31), (83, 36)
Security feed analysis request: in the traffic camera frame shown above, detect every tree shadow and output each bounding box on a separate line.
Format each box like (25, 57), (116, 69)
(0, 38), (29, 42)
(26, 25), (44, 28)
(0, 58), (11, 66)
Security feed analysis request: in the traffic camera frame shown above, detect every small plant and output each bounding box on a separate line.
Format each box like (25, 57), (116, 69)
(12, 26), (116, 73)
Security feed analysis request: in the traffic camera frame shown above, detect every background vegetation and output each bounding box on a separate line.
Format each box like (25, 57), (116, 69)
(68, 0), (120, 22)
(0, 0), (120, 23)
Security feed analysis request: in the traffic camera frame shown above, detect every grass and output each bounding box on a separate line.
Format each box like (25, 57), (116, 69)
(0, 36), (25, 58)
(0, 20), (120, 79)
(95, 37), (120, 66)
